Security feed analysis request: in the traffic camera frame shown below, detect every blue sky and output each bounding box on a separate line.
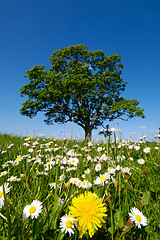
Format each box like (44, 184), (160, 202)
(0, 0), (160, 141)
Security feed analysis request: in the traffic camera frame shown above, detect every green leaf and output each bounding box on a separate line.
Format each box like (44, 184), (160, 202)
(114, 209), (124, 229)
(142, 191), (150, 206)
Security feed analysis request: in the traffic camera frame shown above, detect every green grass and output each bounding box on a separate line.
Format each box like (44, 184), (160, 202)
(0, 133), (159, 239)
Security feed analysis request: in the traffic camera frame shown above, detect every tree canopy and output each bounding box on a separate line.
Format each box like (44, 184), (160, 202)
(20, 44), (145, 140)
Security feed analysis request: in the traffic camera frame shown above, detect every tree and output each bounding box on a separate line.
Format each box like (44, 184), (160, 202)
(20, 44), (145, 140)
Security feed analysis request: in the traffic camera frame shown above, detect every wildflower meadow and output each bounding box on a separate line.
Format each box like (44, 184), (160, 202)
(0, 132), (159, 239)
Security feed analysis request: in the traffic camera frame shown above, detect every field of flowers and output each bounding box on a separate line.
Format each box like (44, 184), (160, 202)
(0, 132), (160, 239)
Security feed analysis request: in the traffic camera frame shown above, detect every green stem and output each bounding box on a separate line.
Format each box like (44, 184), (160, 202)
(118, 223), (134, 240)
(2, 179), (11, 239)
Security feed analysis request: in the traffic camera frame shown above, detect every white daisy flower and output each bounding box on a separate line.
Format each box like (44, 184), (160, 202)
(60, 214), (75, 236)
(108, 167), (116, 175)
(23, 200), (43, 219)
(95, 163), (101, 172)
(69, 178), (81, 187)
(67, 157), (79, 166)
(28, 148), (34, 153)
(80, 180), (92, 189)
(97, 147), (103, 152)
(84, 168), (91, 174)
(0, 183), (11, 208)
(100, 154), (108, 162)
(129, 207), (148, 228)
(143, 147), (150, 153)
(134, 145), (140, 151)
(0, 171), (8, 177)
(66, 167), (77, 172)
(94, 173), (110, 186)
(138, 159), (145, 164)
(121, 167), (131, 175)
(7, 176), (20, 182)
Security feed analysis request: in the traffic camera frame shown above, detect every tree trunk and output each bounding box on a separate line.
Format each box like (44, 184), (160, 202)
(85, 125), (92, 141)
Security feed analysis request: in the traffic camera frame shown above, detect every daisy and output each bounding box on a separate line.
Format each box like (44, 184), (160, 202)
(121, 167), (131, 175)
(143, 147), (150, 153)
(100, 154), (108, 162)
(80, 180), (92, 189)
(69, 191), (107, 238)
(49, 182), (56, 189)
(84, 168), (91, 174)
(60, 214), (75, 236)
(94, 173), (110, 186)
(28, 148), (34, 153)
(68, 157), (79, 166)
(0, 183), (11, 208)
(129, 207), (148, 228)
(0, 171), (8, 177)
(138, 159), (145, 164)
(7, 176), (20, 182)
(69, 178), (81, 187)
(66, 167), (77, 172)
(23, 200), (43, 219)
(108, 167), (116, 175)
(95, 163), (101, 171)
(134, 145), (140, 151)
(97, 147), (103, 152)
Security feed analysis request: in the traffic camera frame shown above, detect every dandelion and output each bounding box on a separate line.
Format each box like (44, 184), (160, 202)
(69, 191), (107, 238)
(23, 200), (43, 219)
(129, 207), (148, 228)
(60, 214), (75, 236)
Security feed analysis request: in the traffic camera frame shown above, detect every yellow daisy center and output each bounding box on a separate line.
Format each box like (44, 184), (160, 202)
(100, 176), (106, 181)
(0, 192), (3, 198)
(73, 180), (77, 183)
(135, 214), (142, 222)
(29, 206), (36, 214)
(65, 220), (72, 228)
(71, 159), (75, 163)
(82, 181), (86, 185)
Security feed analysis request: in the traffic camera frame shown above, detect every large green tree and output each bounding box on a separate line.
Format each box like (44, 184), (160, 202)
(20, 44), (145, 140)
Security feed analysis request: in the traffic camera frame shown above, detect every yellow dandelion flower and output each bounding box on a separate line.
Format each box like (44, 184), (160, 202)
(69, 191), (107, 238)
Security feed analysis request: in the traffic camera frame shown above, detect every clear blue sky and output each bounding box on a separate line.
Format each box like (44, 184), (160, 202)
(0, 0), (160, 141)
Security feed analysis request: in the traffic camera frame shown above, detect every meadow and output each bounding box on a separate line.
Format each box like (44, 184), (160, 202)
(0, 132), (159, 240)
